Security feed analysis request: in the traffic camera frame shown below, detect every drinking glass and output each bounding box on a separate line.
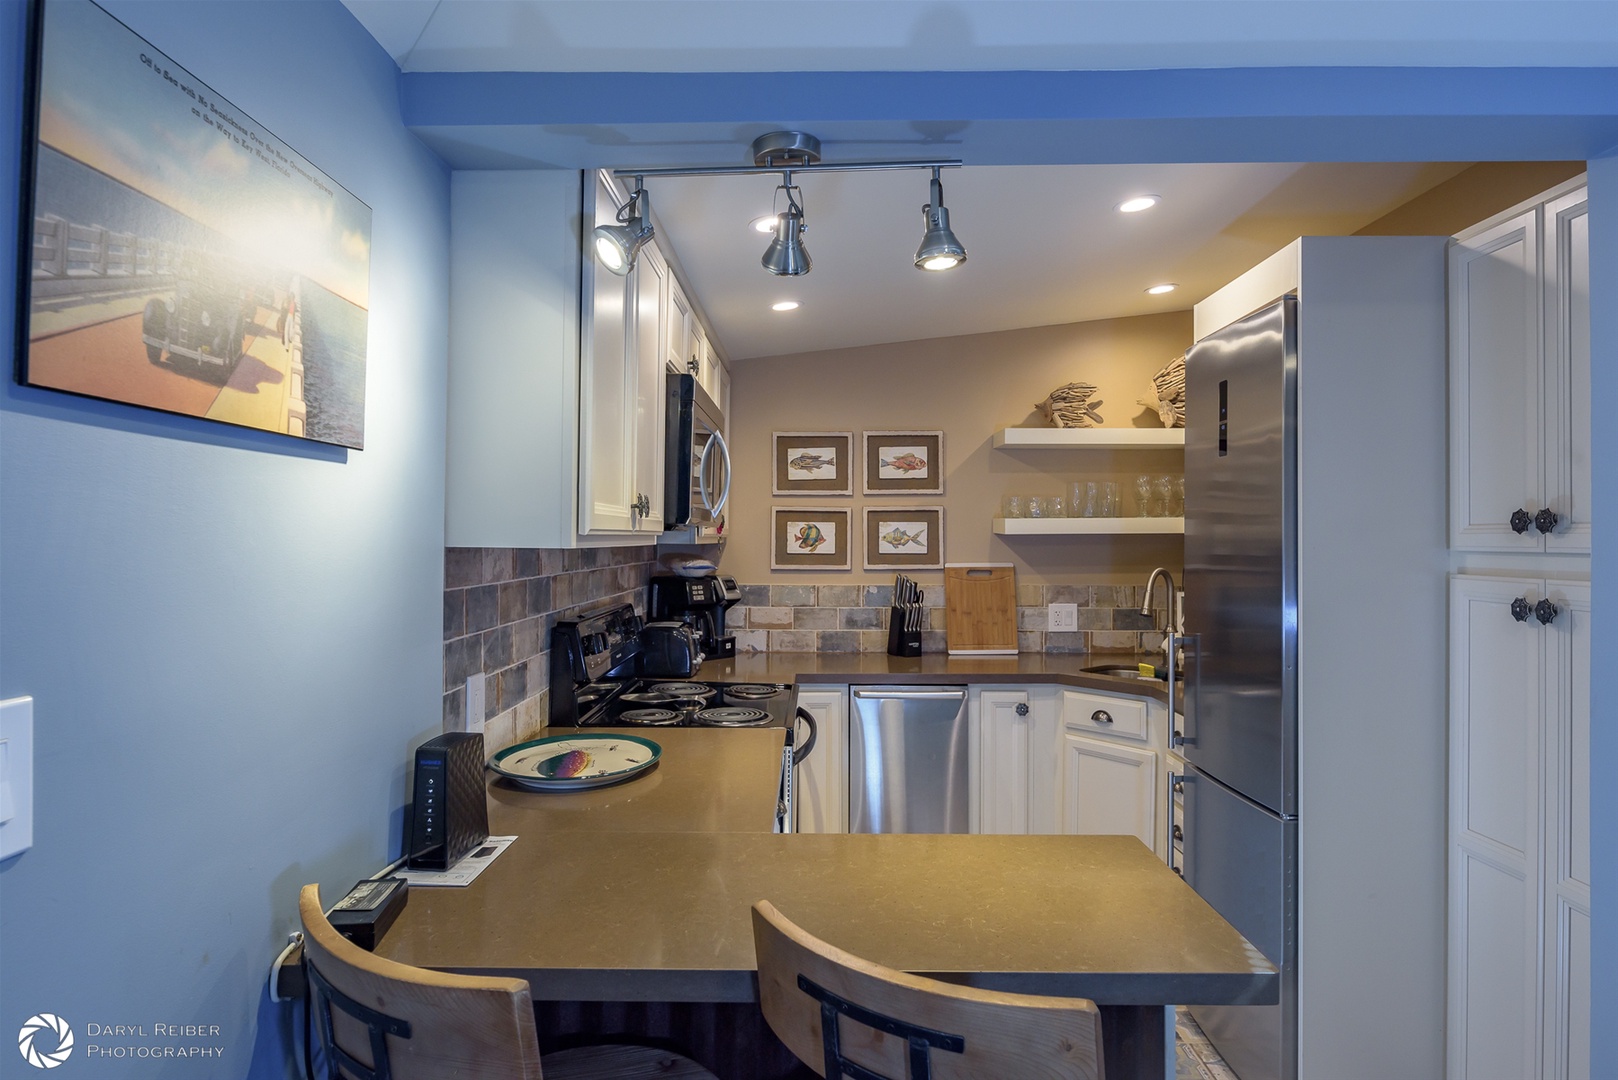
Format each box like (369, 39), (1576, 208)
(1047, 494), (1066, 518)
(1152, 475), (1175, 517)
(1002, 494), (1026, 519)
(1133, 475), (1153, 517)
(1100, 481), (1120, 517)
(1027, 495), (1046, 519)
(1071, 481), (1099, 518)
(1172, 477), (1186, 517)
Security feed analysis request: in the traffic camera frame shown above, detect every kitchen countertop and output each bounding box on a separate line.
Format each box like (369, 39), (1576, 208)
(698, 651), (1178, 707)
(488, 727), (786, 834)
(377, 830), (1275, 1008)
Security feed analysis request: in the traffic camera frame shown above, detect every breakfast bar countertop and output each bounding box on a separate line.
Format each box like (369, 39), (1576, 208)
(377, 830), (1276, 1009)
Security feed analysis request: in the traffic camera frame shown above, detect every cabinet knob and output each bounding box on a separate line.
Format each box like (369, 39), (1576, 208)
(1091, 710), (1112, 724)
(1173, 824), (1184, 841)
(1535, 598), (1559, 626)
(1510, 508), (1532, 534)
(1015, 702), (1030, 717)
(1535, 507), (1559, 535)
(1511, 597), (1532, 623)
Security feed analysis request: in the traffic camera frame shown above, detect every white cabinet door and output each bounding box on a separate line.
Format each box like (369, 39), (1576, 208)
(665, 276), (692, 375)
(1542, 582), (1590, 1080)
(1060, 731), (1158, 854)
(795, 688), (847, 834)
(979, 690), (1034, 834)
(631, 242), (666, 532)
(1542, 191), (1591, 555)
(1450, 209), (1543, 552)
(579, 171), (639, 535)
(1448, 575), (1541, 1080)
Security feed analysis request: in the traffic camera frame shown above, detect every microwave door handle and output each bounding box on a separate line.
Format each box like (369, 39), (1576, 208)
(697, 425), (718, 513)
(709, 427), (732, 516)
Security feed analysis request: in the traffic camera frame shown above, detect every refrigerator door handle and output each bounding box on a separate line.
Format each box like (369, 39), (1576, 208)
(1174, 633), (1200, 748)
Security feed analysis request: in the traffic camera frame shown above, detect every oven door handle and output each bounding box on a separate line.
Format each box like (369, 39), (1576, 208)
(791, 706), (818, 767)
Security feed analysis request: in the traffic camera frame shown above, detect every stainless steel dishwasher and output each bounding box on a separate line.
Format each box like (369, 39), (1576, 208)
(848, 686), (969, 833)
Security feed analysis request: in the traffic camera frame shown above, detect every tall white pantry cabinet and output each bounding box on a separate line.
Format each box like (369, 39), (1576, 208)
(1448, 178), (1591, 1080)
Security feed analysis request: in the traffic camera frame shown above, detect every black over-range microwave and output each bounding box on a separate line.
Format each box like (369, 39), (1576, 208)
(663, 373), (730, 535)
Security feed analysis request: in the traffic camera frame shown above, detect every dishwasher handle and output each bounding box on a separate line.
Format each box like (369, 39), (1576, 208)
(791, 707), (818, 767)
(851, 688), (967, 702)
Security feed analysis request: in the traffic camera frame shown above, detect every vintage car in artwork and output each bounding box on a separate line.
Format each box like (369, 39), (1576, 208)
(141, 254), (258, 378)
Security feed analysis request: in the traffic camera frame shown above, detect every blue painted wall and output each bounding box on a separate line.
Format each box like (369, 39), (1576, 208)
(0, 2), (449, 1075)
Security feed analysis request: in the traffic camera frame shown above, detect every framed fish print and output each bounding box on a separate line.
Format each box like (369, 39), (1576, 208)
(863, 506), (944, 570)
(771, 506), (852, 571)
(863, 431), (944, 495)
(773, 431), (853, 495)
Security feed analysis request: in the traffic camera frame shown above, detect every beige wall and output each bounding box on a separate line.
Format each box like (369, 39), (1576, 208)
(1354, 160), (1584, 236)
(722, 312), (1193, 589)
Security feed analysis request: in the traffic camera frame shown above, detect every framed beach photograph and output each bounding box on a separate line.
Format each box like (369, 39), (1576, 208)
(773, 431), (853, 495)
(863, 506), (944, 570)
(771, 506), (852, 571)
(863, 431), (944, 494)
(16, 0), (372, 449)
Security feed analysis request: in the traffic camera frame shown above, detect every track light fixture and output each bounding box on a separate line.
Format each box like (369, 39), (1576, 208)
(591, 176), (654, 276)
(609, 132), (963, 278)
(760, 173), (811, 276)
(915, 167), (967, 272)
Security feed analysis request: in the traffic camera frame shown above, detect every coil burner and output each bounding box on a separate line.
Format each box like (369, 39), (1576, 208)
(724, 684), (787, 701)
(692, 706), (772, 728)
(616, 708), (683, 726)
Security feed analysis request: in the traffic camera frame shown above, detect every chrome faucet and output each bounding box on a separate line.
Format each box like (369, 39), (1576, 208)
(1141, 567), (1179, 642)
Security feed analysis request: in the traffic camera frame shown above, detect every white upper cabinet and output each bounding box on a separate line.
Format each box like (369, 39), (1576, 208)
(1450, 181), (1589, 553)
(579, 171), (669, 536)
(665, 276), (693, 374)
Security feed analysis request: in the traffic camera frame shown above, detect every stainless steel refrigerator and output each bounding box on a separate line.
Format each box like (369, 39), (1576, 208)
(1180, 296), (1299, 1080)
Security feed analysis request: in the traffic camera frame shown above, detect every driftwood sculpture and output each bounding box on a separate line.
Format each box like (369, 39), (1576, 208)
(1035, 382), (1104, 428)
(1137, 354), (1186, 428)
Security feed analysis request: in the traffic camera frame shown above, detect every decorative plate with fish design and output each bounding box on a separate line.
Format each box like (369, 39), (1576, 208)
(490, 734), (661, 791)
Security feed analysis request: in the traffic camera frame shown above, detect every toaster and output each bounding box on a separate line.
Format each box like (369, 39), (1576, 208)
(638, 620), (703, 678)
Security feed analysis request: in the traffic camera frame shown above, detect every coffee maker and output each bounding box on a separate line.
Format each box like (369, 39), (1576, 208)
(648, 574), (741, 659)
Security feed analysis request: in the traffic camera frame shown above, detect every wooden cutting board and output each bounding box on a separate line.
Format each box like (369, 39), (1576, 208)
(944, 563), (1019, 655)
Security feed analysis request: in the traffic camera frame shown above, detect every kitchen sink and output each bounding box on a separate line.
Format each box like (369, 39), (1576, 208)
(1081, 664), (1184, 680)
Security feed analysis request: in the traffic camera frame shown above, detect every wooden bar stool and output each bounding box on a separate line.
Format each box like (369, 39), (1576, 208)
(298, 884), (717, 1080)
(751, 900), (1105, 1080)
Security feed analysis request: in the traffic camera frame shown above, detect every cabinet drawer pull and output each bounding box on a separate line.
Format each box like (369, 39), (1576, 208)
(1535, 507), (1559, 534)
(1510, 508), (1532, 534)
(1535, 598), (1559, 626)
(1091, 710), (1112, 724)
(1511, 597), (1532, 623)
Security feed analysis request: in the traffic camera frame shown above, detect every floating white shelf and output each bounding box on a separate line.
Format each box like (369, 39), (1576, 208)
(992, 427), (1184, 450)
(993, 517), (1185, 536)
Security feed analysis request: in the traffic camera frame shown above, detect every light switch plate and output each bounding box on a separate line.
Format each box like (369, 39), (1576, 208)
(464, 675), (486, 735)
(1048, 603), (1079, 632)
(0, 696), (34, 860)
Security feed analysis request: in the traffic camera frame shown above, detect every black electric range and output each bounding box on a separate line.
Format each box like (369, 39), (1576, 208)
(548, 604), (816, 830)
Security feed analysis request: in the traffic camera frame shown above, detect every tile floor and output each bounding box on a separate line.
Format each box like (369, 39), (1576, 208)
(1176, 1007), (1239, 1080)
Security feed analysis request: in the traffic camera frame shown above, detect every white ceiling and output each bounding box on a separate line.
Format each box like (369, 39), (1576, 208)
(643, 161), (1467, 359)
(335, 1), (1570, 360)
(342, 1), (1618, 72)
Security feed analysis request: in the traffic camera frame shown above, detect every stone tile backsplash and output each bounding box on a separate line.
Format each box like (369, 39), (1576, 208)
(442, 546), (657, 752)
(730, 583), (1170, 655)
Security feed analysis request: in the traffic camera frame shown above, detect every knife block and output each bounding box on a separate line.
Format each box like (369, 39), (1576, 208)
(886, 606), (923, 657)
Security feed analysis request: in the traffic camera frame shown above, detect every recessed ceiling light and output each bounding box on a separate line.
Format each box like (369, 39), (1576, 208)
(772, 300), (801, 312)
(751, 214), (779, 234)
(1145, 283), (1178, 295)
(1117, 195), (1161, 214)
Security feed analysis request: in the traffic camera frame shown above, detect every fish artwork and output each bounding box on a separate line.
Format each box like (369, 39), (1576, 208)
(793, 523), (830, 551)
(880, 526), (925, 549)
(880, 453), (928, 474)
(788, 452), (835, 473)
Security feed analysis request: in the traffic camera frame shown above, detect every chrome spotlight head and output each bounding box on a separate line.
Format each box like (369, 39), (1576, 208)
(592, 183), (654, 276)
(914, 169), (966, 272)
(762, 181), (811, 276)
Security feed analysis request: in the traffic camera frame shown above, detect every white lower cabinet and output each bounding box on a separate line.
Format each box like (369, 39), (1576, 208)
(1060, 732), (1159, 854)
(1448, 574), (1589, 1080)
(794, 687), (847, 834)
(973, 688), (1059, 834)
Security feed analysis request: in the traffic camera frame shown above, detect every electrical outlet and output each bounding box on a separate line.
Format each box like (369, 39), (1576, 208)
(1048, 603), (1078, 632)
(465, 675), (486, 734)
